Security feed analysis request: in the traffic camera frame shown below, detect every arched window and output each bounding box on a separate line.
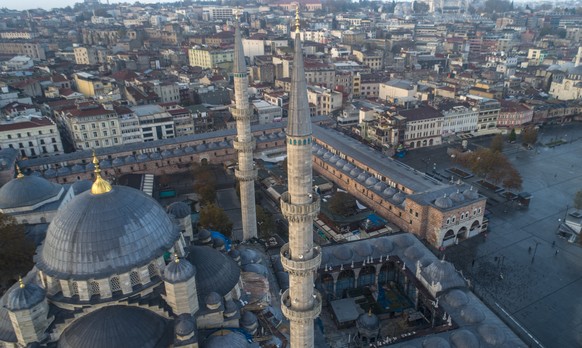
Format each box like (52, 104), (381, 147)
(110, 277), (121, 292)
(89, 281), (100, 296)
(130, 271), (140, 286)
(148, 263), (157, 278)
(71, 281), (79, 295)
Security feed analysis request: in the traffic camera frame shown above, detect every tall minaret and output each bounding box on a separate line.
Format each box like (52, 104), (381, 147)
(231, 10), (257, 241)
(280, 7), (322, 348)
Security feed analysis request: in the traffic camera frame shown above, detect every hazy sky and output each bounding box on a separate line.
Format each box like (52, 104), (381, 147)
(5, 0), (179, 11)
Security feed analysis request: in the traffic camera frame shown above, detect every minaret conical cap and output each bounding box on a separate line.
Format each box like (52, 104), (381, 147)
(233, 11), (246, 75)
(287, 7), (311, 137)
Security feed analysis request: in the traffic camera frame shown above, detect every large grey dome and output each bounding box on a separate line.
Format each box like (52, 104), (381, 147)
(58, 306), (171, 348)
(186, 245), (241, 298)
(5, 282), (45, 311)
(0, 175), (62, 209)
(163, 258), (196, 283)
(37, 186), (180, 279)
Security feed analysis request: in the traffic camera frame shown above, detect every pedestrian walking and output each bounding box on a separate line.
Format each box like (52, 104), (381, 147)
(552, 241), (556, 248)
(528, 246), (532, 254)
(472, 259), (475, 267)
(555, 249), (559, 256)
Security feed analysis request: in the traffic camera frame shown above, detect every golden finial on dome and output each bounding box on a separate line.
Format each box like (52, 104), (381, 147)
(174, 252), (180, 263)
(295, 5), (300, 34)
(91, 150), (112, 195)
(16, 164), (24, 179)
(18, 276), (24, 289)
(234, 6), (241, 20)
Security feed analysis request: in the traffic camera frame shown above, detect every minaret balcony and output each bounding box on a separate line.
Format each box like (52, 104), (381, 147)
(229, 106), (252, 121)
(280, 288), (322, 323)
(280, 192), (320, 222)
(233, 137), (256, 152)
(235, 167), (258, 182)
(280, 243), (321, 276)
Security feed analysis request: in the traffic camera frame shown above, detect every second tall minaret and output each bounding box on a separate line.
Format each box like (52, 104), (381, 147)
(280, 8), (322, 348)
(231, 13), (258, 241)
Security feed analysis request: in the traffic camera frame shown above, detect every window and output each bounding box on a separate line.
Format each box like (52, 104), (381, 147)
(7, 135), (11, 139)
(52, 138), (56, 143)
(17, 133), (21, 138)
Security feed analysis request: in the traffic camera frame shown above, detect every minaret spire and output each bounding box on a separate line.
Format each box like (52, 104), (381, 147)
(280, 6), (322, 348)
(231, 9), (258, 241)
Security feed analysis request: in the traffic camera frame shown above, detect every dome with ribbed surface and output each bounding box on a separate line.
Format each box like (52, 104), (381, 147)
(463, 187), (479, 200)
(58, 306), (171, 348)
(5, 282), (45, 311)
(423, 336), (451, 348)
(163, 258), (196, 283)
(478, 324), (506, 345)
(175, 314), (196, 336)
(0, 175), (62, 210)
(435, 195), (454, 209)
(186, 245), (240, 298)
(37, 186), (180, 280)
(443, 289), (468, 308)
(356, 311), (379, 331)
(167, 201), (191, 219)
(450, 329), (479, 348)
(392, 192), (406, 204)
(449, 190), (465, 203)
(203, 331), (250, 348)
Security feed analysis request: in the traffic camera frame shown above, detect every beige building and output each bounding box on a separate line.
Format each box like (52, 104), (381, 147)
(379, 79), (417, 106)
(0, 115), (62, 158)
(353, 49), (383, 71)
(73, 46), (107, 65)
(188, 47), (234, 69)
(151, 81), (180, 103)
(399, 106), (443, 149)
(307, 86), (342, 116)
(0, 42), (46, 60)
(59, 104), (122, 150)
(74, 72), (116, 98)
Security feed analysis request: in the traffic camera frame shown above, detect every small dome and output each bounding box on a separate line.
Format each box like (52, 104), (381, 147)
(161, 150), (173, 157)
(184, 146), (195, 153)
(0, 175), (62, 210)
(38, 186), (180, 279)
(175, 314), (196, 336)
(342, 163), (355, 172)
(329, 155), (340, 164)
(239, 248), (261, 265)
(71, 164), (84, 173)
(356, 172), (370, 182)
(58, 306), (171, 348)
(443, 289), (468, 308)
(258, 135), (268, 141)
(100, 159), (111, 168)
(242, 263), (268, 277)
(422, 336), (451, 348)
(316, 148), (326, 156)
(336, 159), (347, 167)
(356, 311), (379, 331)
(422, 260), (465, 290)
(365, 176), (378, 186)
(460, 306), (486, 324)
(203, 331), (250, 348)
(205, 292), (222, 307)
(240, 311), (258, 328)
(5, 281), (45, 311)
(44, 168), (57, 178)
(124, 155), (136, 163)
(333, 244), (353, 261)
(394, 234), (413, 247)
(57, 167), (70, 175)
(449, 190), (465, 203)
(268, 133), (278, 139)
(322, 152), (332, 160)
(219, 140), (229, 147)
(435, 195), (454, 209)
(224, 300), (238, 316)
(208, 142), (218, 149)
(449, 329), (479, 348)
(463, 187), (479, 200)
(382, 186), (398, 197)
(373, 238), (394, 253)
(478, 324), (506, 345)
(350, 167), (362, 176)
(404, 246), (423, 260)
(392, 191), (406, 204)
(373, 182), (387, 192)
(112, 157), (124, 166)
(137, 153), (149, 162)
(167, 201), (191, 219)
(198, 229), (211, 242)
(173, 148), (184, 156)
(353, 241), (373, 257)
(229, 248), (241, 261)
(163, 258), (196, 283)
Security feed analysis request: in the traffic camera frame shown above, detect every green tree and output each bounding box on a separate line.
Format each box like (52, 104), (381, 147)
(329, 192), (357, 216)
(256, 205), (275, 239)
(193, 165), (216, 204)
(199, 204), (233, 238)
(490, 134), (504, 153)
(522, 126), (538, 145)
(0, 214), (35, 292)
(574, 190), (582, 210)
(508, 128), (517, 142)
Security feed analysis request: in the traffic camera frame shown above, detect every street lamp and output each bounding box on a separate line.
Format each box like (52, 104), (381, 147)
(531, 240), (541, 264)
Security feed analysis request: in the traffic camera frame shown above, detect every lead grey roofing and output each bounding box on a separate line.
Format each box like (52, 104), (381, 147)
(406, 184), (483, 210)
(162, 258), (196, 284)
(36, 186), (181, 280)
(318, 234), (525, 347)
(203, 331), (251, 348)
(286, 31), (312, 137)
(57, 305), (172, 348)
(0, 271), (43, 343)
(19, 116), (328, 169)
(0, 175), (62, 209)
(5, 282), (45, 311)
(186, 245), (241, 298)
(312, 126), (444, 193)
(233, 18), (247, 75)
(167, 201), (191, 219)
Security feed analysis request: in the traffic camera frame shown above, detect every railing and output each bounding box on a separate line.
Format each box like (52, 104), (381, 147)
(280, 289), (322, 322)
(280, 243), (321, 275)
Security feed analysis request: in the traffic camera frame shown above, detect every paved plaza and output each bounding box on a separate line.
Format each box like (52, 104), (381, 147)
(399, 123), (582, 348)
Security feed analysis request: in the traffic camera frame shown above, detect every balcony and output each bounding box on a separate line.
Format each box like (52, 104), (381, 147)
(280, 192), (320, 222)
(280, 243), (321, 275)
(280, 289), (322, 322)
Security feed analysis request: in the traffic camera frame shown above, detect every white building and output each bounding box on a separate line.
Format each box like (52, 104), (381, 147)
(440, 104), (479, 137)
(202, 6), (234, 20)
(242, 38), (265, 63)
(379, 79), (417, 106)
(131, 105), (175, 142)
(151, 82), (180, 103)
(114, 105), (143, 144)
(252, 100), (282, 124)
(306, 86), (342, 116)
(2, 56), (34, 71)
(0, 115), (62, 158)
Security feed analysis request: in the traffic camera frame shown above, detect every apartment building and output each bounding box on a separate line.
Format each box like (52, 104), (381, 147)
(399, 106), (443, 149)
(74, 72), (116, 98)
(131, 105), (175, 142)
(73, 46), (107, 65)
(439, 103), (479, 136)
(0, 115), (62, 158)
(379, 79), (417, 106)
(252, 100), (282, 124)
(114, 105), (143, 144)
(188, 47), (234, 69)
(497, 100), (533, 129)
(307, 86), (343, 116)
(353, 49), (383, 71)
(60, 104), (122, 150)
(0, 42), (46, 60)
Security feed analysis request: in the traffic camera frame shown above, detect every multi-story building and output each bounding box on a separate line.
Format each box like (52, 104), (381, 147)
(0, 31), (39, 40)
(357, 73), (384, 98)
(379, 79), (417, 106)
(439, 102), (479, 137)
(307, 86), (342, 116)
(188, 105), (214, 133)
(202, 6), (234, 20)
(0, 115), (62, 158)
(74, 46), (107, 65)
(151, 82), (180, 103)
(162, 103), (194, 137)
(353, 50), (383, 71)
(0, 42), (46, 60)
(74, 73), (117, 98)
(188, 48), (234, 69)
(400, 105), (443, 149)
(114, 105), (143, 144)
(252, 100), (282, 124)
(59, 104), (122, 150)
(304, 61), (335, 88)
(132, 105), (175, 142)
(497, 100), (533, 129)
(464, 95), (500, 131)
